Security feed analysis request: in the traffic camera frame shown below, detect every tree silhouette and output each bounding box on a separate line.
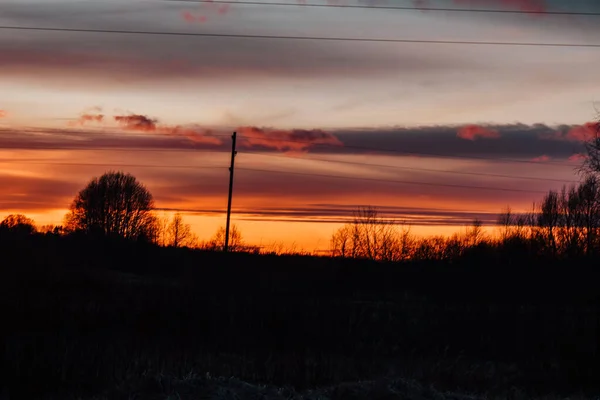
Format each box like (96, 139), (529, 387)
(0, 214), (36, 236)
(167, 213), (195, 247)
(65, 171), (156, 240)
(330, 206), (412, 261)
(208, 224), (243, 251)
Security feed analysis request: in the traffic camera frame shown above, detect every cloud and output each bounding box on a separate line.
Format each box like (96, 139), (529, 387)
(540, 122), (600, 142)
(0, 110), (6, 118)
(114, 114), (157, 132)
(1, 120), (592, 162)
(237, 126), (343, 152)
(569, 153), (588, 162)
(181, 10), (207, 23)
(111, 114), (344, 150)
(114, 114), (224, 145)
(566, 122), (600, 142)
(531, 154), (551, 162)
(180, 0), (231, 23)
(457, 125), (501, 140)
(69, 113), (104, 127)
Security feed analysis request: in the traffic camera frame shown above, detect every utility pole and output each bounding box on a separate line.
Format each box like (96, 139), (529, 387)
(224, 131), (237, 252)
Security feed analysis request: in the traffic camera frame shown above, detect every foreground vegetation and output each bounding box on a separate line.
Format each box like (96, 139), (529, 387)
(2, 231), (599, 399)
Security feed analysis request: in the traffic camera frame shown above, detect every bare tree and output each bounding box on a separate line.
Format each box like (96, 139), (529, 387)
(465, 218), (484, 247)
(208, 224), (243, 251)
(538, 190), (560, 256)
(574, 175), (600, 255)
(167, 213), (194, 247)
(330, 206), (407, 262)
(65, 171), (157, 240)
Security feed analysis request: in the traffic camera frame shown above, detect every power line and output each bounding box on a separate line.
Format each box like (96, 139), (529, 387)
(235, 167), (549, 194)
(242, 150), (579, 184)
(1, 25), (599, 48)
(163, 0), (600, 17)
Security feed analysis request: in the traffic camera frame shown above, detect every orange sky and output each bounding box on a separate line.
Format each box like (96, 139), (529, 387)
(1, 0), (599, 250)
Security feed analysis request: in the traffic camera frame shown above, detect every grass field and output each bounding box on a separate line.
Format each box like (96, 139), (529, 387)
(2, 236), (600, 399)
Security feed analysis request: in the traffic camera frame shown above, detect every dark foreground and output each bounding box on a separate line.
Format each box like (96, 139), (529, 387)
(2, 235), (600, 399)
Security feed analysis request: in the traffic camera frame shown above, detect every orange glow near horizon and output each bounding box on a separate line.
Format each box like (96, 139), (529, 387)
(0, 113), (588, 252)
(0, 139), (576, 250)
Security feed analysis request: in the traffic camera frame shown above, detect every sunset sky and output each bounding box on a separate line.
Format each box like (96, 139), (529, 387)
(1, 0), (600, 251)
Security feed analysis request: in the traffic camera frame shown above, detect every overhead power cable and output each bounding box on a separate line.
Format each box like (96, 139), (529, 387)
(0, 25), (599, 48)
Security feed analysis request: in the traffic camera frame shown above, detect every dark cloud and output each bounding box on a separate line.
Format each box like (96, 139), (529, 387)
(114, 115), (157, 131)
(0, 122), (591, 161)
(331, 123), (587, 160)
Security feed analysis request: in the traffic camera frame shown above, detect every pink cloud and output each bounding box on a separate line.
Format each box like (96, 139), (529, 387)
(69, 113), (104, 127)
(237, 126), (343, 152)
(541, 122), (600, 142)
(569, 153), (588, 162)
(457, 125), (501, 140)
(566, 122), (600, 142)
(531, 155), (551, 162)
(181, 11), (207, 23)
(0, 110), (6, 118)
(114, 114), (223, 145)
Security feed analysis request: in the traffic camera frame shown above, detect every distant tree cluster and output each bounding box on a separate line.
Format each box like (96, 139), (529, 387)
(0, 170), (244, 251)
(498, 175), (600, 258)
(330, 206), (485, 262)
(331, 119), (600, 262)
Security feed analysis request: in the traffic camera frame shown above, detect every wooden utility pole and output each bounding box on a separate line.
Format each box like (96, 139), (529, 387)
(224, 131), (237, 252)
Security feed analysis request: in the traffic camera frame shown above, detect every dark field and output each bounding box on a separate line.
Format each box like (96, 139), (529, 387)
(2, 235), (600, 399)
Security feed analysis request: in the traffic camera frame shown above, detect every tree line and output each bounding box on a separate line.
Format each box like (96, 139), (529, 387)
(0, 171), (245, 251)
(330, 120), (600, 262)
